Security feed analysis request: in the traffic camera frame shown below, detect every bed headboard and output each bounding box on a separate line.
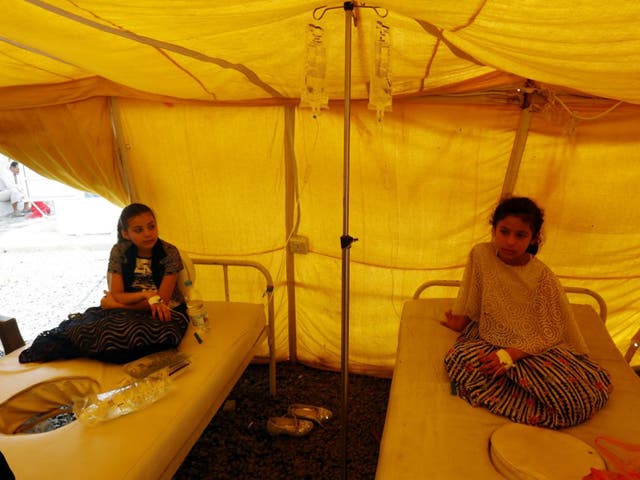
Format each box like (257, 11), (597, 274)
(186, 254), (276, 396)
(412, 280), (607, 323)
(186, 255), (274, 303)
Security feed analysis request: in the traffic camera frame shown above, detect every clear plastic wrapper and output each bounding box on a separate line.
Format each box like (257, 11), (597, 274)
(73, 369), (172, 426)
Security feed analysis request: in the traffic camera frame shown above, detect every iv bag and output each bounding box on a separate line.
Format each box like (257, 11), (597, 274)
(300, 24), (329, 117)
(369, 21), (392, 122)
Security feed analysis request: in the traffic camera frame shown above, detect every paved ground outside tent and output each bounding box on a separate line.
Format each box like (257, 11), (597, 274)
(0, 211), (113, 347)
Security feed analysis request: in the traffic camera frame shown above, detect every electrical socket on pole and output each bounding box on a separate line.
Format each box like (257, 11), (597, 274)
(289, 235), (309, 254)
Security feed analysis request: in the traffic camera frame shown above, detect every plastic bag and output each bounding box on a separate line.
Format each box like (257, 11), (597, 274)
(73, 369), (172, 426)
(123, 350), (190, 379)
(583, 436), (640, 479)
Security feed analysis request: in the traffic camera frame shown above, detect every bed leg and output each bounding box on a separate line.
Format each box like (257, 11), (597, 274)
(266, 285), (277, 396)
(269, 356), (277, 397)
(268, 328), (277, 396)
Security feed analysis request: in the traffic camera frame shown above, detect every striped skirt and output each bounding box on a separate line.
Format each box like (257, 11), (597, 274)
(19, 306), (189, 365)
(444, 323), (612, 429)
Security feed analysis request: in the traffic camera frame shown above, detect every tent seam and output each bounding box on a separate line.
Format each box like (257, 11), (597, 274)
(25, 0), (283, 99)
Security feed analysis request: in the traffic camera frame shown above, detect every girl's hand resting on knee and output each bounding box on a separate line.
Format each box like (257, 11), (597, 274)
(478, 350), (508, 377)
(101, 291), (122, 310)
(150, 301), (172, 322)
(441, 310), (471, 332)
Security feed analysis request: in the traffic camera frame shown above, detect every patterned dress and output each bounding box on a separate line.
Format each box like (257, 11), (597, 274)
(444, 242), (611, 428)
(19, 239), (189, 364)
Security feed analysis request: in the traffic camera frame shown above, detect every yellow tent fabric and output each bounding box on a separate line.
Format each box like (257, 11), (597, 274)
(0, 1), (639, 374)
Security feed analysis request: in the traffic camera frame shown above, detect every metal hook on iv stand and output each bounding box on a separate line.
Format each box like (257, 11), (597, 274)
(313, 2), (388, 24)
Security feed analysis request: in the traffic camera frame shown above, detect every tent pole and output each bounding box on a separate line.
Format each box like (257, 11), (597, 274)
(284, 106), (299, 363)
(501, 87), (534, 199)
(340, 3), (355, 480)
(108, 97), (136, 204)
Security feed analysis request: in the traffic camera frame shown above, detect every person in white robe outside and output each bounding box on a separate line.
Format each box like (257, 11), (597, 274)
(0, 161), (30, 217)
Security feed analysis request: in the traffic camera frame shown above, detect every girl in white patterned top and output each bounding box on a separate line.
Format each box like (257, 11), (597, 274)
(442, 196), (611, 428)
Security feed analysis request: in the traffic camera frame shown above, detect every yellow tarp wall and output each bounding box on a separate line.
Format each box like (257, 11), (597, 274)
(0, 1), (639, 374)
(6, 97), (627, 375)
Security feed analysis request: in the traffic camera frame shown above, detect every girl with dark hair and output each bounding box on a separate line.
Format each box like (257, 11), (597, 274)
(441, 196), (611, 429)
(101, 203), (185, 321)
(19, 203), (189, 364)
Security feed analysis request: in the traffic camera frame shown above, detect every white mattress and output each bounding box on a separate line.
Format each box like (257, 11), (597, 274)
(0, 300), (266, 480)
(375, 298), (640, 479)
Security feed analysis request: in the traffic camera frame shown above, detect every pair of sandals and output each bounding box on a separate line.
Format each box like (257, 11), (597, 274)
(267, 404), (333, 437)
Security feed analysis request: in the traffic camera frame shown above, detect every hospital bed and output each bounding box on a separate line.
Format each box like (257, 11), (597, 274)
(375, 281), (640, 479)
(0, 256), (276, 480)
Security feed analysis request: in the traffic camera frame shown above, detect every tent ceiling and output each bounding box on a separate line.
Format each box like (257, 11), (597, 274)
(1, 1), (639, 106)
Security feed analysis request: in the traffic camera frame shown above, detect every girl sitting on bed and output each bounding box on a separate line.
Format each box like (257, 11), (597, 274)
(442, 196), (611, 429)
(19, 203), (189, 364)
(101, 202), (186, 321)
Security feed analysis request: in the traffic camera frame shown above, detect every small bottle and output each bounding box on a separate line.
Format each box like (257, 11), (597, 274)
(74, 369), (172, 426)
(184, 279), (208, 332)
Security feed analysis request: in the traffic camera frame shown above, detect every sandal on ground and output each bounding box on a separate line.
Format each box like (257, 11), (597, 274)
(287, 404), (333, 424)
(266, 416), (314, 436)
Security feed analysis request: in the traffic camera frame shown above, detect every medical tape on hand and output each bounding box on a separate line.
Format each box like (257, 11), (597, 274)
(496, 349), (514, 369)
(148, 295), (163, 305)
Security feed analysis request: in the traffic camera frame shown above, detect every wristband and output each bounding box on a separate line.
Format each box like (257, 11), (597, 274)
(148, 295), (163, 306)
(496, 349), (514, 369)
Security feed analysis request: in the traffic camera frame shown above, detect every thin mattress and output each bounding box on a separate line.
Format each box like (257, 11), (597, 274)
(375, 298), (640, 479)
(0, 300), (266, 480)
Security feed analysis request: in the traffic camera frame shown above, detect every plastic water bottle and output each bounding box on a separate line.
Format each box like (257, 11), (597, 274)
(74, 369), (172, 426)
(184, 279), (208, 331)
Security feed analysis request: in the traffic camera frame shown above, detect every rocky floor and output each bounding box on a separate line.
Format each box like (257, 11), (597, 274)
(174, 362), (391, 480)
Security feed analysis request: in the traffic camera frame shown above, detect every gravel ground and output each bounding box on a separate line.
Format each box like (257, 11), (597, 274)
(0, 213), (115, 350)
(175, 362), (390, 480)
